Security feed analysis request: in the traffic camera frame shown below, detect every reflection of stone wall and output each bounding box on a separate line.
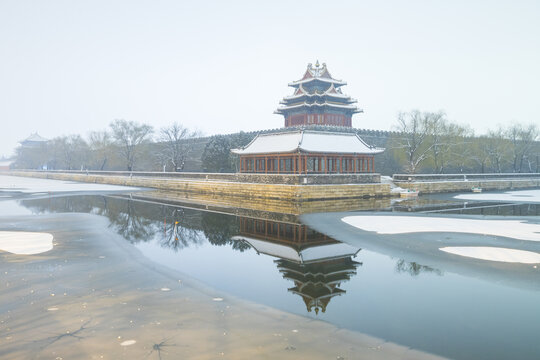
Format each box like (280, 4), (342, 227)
(129, 190), (392, 221)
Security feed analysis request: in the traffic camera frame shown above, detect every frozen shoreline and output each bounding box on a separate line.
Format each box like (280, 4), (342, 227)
(0, 174), (139, 193)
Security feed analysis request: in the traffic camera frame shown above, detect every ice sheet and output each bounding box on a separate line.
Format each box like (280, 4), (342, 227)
(342, 215), (540, 241)
(440, 246), (540, 264)
(454, 189), (540, 203)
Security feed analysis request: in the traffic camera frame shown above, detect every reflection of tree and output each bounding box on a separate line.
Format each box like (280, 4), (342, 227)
(20, 195), (216, 249)
(160, 207), (205, 252)
(104, 199), (155, 243)
(201, 212), (250, 252)
(395, 259), (442, 276)
(20, 195), (99, 214)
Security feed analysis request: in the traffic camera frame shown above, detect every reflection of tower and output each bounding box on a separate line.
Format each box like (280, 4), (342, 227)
(233, 217), (361, 314)
(276, 257), (360, 314)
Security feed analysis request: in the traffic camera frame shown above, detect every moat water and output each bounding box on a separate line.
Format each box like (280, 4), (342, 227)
(3, 190), (540, 360)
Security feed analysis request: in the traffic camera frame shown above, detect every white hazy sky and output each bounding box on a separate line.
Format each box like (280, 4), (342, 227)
(1, 0), (539, 157)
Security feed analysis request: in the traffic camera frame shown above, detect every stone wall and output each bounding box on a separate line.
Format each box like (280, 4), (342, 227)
(398, 179), (540, 194)
(8, 171), (391, 201)
(394, 173), (540, 182)
(18, 170), (381, 185)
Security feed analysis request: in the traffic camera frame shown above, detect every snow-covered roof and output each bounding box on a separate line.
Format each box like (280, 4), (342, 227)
(289, 61), (347, 88)
(289, 76), (346, 88)
(21, 133), (48, 143)
(232, 235), (360, 263)
(231, 130), (385, 155)
(283, 85), (354, 101)
(276, 102), (360, 112)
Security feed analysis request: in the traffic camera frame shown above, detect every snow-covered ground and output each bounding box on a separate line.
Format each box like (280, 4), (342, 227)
(342, 216), (540, 241)
(440, 246), (540, 264)
(0, 231), (53, 254)
(454, 189), (540, 203)
(0, 175), (138, 193)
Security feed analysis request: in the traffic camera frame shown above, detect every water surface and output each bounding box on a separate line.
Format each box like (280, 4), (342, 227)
(5, 191), (540, 360)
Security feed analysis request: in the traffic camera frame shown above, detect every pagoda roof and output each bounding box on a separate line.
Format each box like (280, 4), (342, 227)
(232, 235), (360, 263)
(283, 83), (354, 101)
(230, 130), (384, 156)
(289, 62), (346, 88)
(275, 101), (361, 113)
(21, 132), (48, 143)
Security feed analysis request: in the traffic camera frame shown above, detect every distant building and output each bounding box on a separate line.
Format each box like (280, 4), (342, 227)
(20, 133), (48, 148)
(232, 61), (384, 174)
(0, 159), (14, 171)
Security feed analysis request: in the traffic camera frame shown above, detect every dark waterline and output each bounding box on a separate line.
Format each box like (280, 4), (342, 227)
(6, 193), (540, 360)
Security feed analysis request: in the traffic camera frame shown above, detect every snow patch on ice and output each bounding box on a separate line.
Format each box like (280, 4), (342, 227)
(454, 189), (540, 203)
(342, 216), (540, 241)
(440, 246), (540, 263)
(0, 231), (53, 254)
(120, 339), (136, 346)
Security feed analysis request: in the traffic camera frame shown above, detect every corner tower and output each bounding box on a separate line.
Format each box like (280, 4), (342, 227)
(275, 61), (362, 128)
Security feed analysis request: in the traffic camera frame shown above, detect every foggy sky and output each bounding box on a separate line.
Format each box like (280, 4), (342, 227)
(1, 0), (539, 157)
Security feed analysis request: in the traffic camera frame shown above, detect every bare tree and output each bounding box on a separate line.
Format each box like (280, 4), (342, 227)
(88, 131), (113, 170)
(110, 119), (153, 171)
(506, 123), (539, 173)
(429, 116), (469, 173)
(48, 135), (89, 170)
(467, 136), (492, 173)
(158, 123), (200, 171)
(483, 127), (511, 173)
(393, 110), (440, 173)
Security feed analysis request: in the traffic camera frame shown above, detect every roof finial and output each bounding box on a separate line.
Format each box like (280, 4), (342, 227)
(315, 60), (320, 68)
